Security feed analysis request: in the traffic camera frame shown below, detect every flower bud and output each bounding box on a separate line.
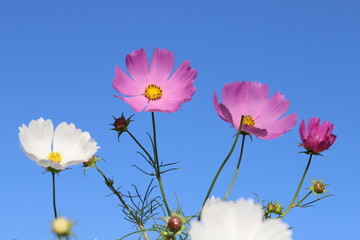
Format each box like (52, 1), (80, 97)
(266, 202), (283, 215)
(164, 212), (187, 235)
(314, 181), (325, 194)
(83, 155), (100, 169)
(111, 113), (133, 140)
(308, 178), (329, 196)
(267, 203), (276, 212)
(168, 216), (182, 232)
(52, 217), (72, 236)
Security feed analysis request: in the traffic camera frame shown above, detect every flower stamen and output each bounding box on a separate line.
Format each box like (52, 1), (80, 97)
(144, 84), (163, 101)
(47, 152), (62, 163)
(242, 115), (255, 127)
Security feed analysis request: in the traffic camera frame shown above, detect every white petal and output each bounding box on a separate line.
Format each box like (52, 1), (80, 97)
(189, 198), (292, 240)
(18, 118), (53, 161)
(53, 122), (99, 167)
(37, 159), (65, 171)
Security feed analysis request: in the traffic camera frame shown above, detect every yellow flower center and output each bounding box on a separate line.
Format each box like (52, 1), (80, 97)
(242, 115), (255, 127)
(144, 84), (163, 101)
(47, 152), (62, 163)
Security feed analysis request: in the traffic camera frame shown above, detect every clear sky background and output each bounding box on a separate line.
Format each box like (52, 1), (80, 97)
(1, 0), (359, 239)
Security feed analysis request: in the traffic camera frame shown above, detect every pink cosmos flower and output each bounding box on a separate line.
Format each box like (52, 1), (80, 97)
(299, 117), (336, 154)
(213, 81), (297, 140)
(112, 48), (197, 113)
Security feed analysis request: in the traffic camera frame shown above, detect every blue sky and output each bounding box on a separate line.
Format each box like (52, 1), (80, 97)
(1, 0), (359, 239)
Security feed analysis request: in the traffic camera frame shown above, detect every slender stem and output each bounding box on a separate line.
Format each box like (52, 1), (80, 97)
(200, 116), (245, 213)
(126, 130), (154, 162)
(280, 153), (313, 219)
(297, 191), (312, 206)
(94, 165), (150, 240)
(151, 112), (171, 216)
(223, 134), (246, 200)
(52, 172), (58, 219)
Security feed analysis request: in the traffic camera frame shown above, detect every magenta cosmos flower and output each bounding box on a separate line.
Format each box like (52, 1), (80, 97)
(299, 117), (336, 154)
(112, 48), (197, 113)
(213, 81), (297, 140)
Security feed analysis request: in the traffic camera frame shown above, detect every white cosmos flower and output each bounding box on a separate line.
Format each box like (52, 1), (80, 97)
(189, 197), (292, 240)
(19, 118), (99, 171)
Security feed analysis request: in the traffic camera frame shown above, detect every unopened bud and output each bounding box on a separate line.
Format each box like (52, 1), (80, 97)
(52, 217), (72, 236)
(111, 114), (133, 140)
(314, 181), (325, 193)
(266, 202), (283, 215)
(308, 178), (329, 196)
(168, 216), (182, 232)
(267, 203), (276, 212)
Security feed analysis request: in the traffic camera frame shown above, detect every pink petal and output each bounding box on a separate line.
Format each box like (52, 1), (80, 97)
(164, 60), (197, 90)
(115, 95), (148, 112)
(299, 119), (307, 141)
(242, 125), (267, 137)
(308, 117), (320, 135)
(222, 82), (269, 123)
(112, 66), (144, 96)
(149, 48), (174, 84)
(256, 92), (290, 122)
(162, 83), (196, 103)
(258, 113), (297, 140)
(145, 98), (182, 113)
(126, 48), (149, 85)
(213, 92), (233, 125)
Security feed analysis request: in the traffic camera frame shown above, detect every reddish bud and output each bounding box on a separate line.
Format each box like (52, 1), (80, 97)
(314, 181), (325, 193)
(168, 216), (182, 232)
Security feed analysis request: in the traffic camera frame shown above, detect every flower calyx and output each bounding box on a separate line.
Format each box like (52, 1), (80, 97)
(111, 113), (133, 140)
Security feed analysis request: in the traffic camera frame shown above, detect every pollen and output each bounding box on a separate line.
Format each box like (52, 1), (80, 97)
(144, 84), (163, 101)
(242, 115), (255, 127)
(47, 152), (62, 163)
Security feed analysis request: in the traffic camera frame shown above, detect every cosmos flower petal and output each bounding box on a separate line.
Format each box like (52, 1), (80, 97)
(222, 82), (269, 119)
(189, 197), (292, 240)
(162, 84), (196, 104)
(214, 81), (297, 139)
(19, 119), (99, 171)
(256, 219), (293, 240)
(125, 48), (149, 85)
(149, 48), (174, 84)
(53, 122), (99, 166)
(242, 125), (268, 138)
(38, 159), (66, 170)
(257, 92), (290, 122)
(115, 95), (148, 112)
(299, 117), (336, 153)
(164, 60), (197, 90)
(145, 98), (182, 113)
(113, 49), (197, 113)
(213, 92), (233, 125)
(112, 66), (143, 96)
(258, 113), (298, 140)
(18, 118), (53, 161)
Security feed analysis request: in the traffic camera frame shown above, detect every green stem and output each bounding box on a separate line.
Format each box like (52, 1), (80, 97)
(280, 153), (313, 219)
(126, 130), (154, 162)
(200, 116), (245, 214)
(151, 112), (171, 216)
(223, 134), (246, 200)
(297, 191), (312, 206)
(52, 172), (58, 219)
(94, 165), (150, 240)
